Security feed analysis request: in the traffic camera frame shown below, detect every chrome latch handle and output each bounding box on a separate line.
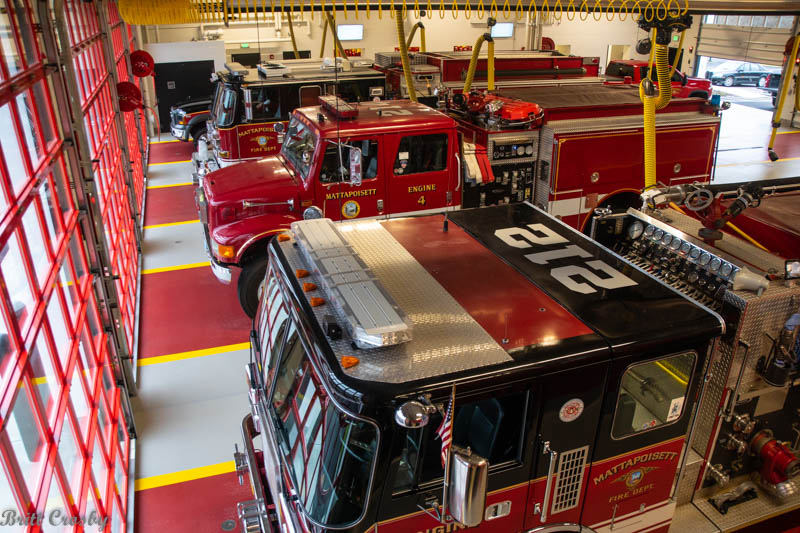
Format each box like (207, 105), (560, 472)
(540, 441), (558, 523)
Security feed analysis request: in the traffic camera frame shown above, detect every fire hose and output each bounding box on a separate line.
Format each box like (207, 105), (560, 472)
(396, 15), (418, 102)
(768, 34), (800, 161)
(406, 21), (426, 52)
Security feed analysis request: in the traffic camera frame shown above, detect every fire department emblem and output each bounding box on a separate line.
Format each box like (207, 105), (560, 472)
(257, 135), (268, 146)
(558, 398), (584, 423)
(613, 466), (659, 488)
(342, 200), (360, 219)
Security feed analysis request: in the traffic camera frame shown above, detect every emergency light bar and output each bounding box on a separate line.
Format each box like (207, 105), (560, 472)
(290, 219), (412, 349)
(319, 95), (358, 119)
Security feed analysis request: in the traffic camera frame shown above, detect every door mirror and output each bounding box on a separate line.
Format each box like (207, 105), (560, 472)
(682, 73), (688, 86)
(349, 146), (363, 186)
(448, 446), (488, 528)
(243, 88), (253, 121)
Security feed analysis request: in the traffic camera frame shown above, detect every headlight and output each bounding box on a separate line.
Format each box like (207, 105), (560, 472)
(303, 206), (323, 220)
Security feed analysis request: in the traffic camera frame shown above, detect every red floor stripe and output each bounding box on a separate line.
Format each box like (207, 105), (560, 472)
(770, 132), (800, 159)
(136, 472), (251, 533)
(144, 185), (198, 226)
(139, 266), (250, 359)
(149, 141), (195, 164)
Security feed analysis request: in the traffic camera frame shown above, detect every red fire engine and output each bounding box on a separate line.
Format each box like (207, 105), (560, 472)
(196, 88), (719, 316)
(374, 49), (602, 101)
(194, 59), (386, 180)
(232, 203), (725, 533)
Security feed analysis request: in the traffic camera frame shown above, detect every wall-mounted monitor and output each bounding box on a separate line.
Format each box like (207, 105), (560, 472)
(491, 23), (514, 38)
(337, 24), (364, 41)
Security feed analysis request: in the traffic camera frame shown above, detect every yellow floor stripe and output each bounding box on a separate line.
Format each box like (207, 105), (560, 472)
(138, 342), (250, 367)
(141, 261), (210, 275)
(143, 219), (199, 230)
(149, 159), (192, 166)
(150, 139), (182, 144)
(135, 461), (236, 491)
(777, 130), (800, 135)
(146, 181), (194, 189)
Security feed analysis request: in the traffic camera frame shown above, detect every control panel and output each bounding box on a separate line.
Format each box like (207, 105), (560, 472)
(463, 132), (538, 208)
(595, 212), (742, 311)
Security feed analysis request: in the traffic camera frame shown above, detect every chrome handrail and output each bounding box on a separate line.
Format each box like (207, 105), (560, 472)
(540, 441), (558, 523)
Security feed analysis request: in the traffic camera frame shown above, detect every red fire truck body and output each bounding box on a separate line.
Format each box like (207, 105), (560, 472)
(233, 204), (723, 533)
(195, 60), (386, 179)
(453, 85), (719, 231)
(375, 50), (602, 100)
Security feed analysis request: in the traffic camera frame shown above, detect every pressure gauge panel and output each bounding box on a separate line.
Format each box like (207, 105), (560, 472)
(699, 252), (712, 266)
(628, 221), (644, 240)
(710, 257), (722, 272)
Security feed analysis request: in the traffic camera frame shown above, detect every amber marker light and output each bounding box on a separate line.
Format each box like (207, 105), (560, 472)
(303, 282), (317, 292)
(310, 297), (325, 307)
(341, 356), (360, 369)
(295, 269), (310, 278)
(277, 233), (290, 242)
(218, 245), (235, 258)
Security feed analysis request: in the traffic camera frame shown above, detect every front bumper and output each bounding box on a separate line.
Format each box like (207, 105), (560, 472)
(195, 187), (234, 284)
(170, 123), (191, 141)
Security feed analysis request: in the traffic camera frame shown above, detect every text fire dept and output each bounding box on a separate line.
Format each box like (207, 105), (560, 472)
(593, 451), (678, 485)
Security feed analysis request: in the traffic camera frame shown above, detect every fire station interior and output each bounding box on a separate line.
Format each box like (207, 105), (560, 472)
(4, 1), (800, 533)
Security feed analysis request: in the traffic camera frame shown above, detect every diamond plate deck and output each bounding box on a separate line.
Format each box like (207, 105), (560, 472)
(692, 479), (800, 531)
(279, 220), (513, 384)
(669, 502), (720, 533)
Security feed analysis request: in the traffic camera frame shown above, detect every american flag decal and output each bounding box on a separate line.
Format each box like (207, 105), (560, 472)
(436, 391), (454, 469)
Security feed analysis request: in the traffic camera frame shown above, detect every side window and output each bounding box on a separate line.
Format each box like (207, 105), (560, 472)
(320, 139), (379, 184)
(393, 134), (448, 176)
(299, 85), (322, 107)
(258, 264), (290, 382)
(250, 86), (282, 121)
(612, 352), (696, 439)
(393, 389), (527, 493)
(215, 88), (237, 127)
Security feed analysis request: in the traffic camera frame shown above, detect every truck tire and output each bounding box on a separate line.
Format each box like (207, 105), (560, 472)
(192, 126), (208, 149)
(723, 76), (735, 87)
(238, 255), (268, 318)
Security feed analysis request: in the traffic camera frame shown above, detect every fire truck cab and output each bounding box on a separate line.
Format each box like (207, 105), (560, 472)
(233, 203), (724, 533)
(194, 59), (387, 179)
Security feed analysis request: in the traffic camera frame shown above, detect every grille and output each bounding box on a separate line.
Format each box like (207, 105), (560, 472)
(550, 445), (589, 515)
(374, 52), (428, 67)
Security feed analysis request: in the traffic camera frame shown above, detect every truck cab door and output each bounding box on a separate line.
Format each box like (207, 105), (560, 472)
(386, 130), (456, 215)
(524, 361), (609, 531)
(316, 137), (386, 220)
(374, 383), (536, 532)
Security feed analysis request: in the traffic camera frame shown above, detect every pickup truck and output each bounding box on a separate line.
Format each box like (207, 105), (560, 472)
(170, 96), (212, 145)
(605, 59), (712, 99)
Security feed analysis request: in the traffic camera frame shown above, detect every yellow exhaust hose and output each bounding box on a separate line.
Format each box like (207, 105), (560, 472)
(325, 11), (347, 58)
(487, 39), (495, 91)
(640, 39), (675, 190)
(287, 14), (300, 59)
(396, 15), (418, 102)
(463, 34), (488, 93)
(406, 22), (426, 52)
(769, 34), (800, 157)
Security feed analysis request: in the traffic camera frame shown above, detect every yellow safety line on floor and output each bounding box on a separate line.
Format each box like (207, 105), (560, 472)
(777, 130), (800, 135)
(138, 341), (250, 367)
(149, 159), (193, 166)
(135, 461), (236, 491)
(146, 181), (194, 189)
(143, 219), (199, 230)
(716, 156), (800, 168)
(141, 261), (209, 275)
(149, 139), (181, 144)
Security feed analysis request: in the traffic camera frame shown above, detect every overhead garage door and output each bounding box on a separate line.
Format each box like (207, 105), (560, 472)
(697, 14), (796, 66)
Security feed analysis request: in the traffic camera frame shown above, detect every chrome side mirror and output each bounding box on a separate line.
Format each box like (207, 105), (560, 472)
(394, 401), (435, 428)
(448, 446), (488, 528)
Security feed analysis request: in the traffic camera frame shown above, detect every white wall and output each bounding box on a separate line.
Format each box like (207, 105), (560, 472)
(144, 40), (227, 71)
(143, 12), (644, 69)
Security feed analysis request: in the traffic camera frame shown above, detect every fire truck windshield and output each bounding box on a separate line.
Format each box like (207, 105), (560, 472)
(214, 87), (237, 127)
(270, 329), (378, 528)
(281, 117), (317, 179)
